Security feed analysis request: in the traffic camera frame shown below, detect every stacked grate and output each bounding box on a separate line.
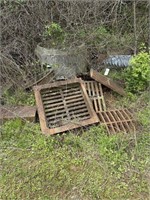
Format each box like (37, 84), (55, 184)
(33, 69), (136, 135)
(84, 81), (106, 112)
(97, 109), (135, 134)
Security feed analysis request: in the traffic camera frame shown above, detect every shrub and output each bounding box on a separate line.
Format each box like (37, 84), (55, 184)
(125, 49), (150, 93)
(43, 22), (65, 47)
(3, 89), (35, 106)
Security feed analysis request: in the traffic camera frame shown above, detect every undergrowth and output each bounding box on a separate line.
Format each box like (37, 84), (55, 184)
(1, 119), (149, 199)
(1, 66), (149, 200)
(3, 89), (35, 106)
(124, 49), (150, 93)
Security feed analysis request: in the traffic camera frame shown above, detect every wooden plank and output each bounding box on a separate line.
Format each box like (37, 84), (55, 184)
(90, 69), (126, 96)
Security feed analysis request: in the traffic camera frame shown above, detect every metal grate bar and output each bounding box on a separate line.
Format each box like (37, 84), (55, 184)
(97, 109), (135, 134)
(84, 81), (106, 112)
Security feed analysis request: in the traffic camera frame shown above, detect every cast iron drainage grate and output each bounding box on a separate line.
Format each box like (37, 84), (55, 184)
(84, 81), (106, 112)
(34, 78), (99, 135)
(97, 109), (135, 134)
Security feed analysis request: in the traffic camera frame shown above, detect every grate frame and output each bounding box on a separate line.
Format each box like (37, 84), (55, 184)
(34, 78), (99, 135)
(97, 109), (135, 134)
(84, 81), (106, 112)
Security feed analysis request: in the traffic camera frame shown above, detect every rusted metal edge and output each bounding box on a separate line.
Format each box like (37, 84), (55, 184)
(90, 69), (126, 96)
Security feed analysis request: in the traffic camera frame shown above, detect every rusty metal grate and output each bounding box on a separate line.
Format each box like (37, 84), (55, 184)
(97, 109), (135, 134)
(34, 78), (99, 135)
(84, 81), (106, 112)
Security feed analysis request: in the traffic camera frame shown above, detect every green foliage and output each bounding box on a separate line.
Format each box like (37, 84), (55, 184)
(124, 49), (150, 93)
(1, 121), (149, 200)
(87, 26), (110, 47)
(43, 22), (66, 47)
(3, 89), (35, 106)
(96, 26), (108, 34)
(137, 107), (150, 128)
(74, 26), (134, 53)
(0, 0), (26, 11)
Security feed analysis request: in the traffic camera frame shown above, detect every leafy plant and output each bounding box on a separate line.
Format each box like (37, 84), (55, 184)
(124, 48), (150, 93)
(43, 22), (66, 47)
(3, 89), (35, 106)
(137, 107), (150, 128)
(87, 26), (110, 47)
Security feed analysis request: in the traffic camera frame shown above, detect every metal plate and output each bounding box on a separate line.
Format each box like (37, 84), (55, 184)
(90, 69), (126, 96)
(84, 81), (106, 112)
(34, 78), (99, 135)
(97, 109), (135, 134)
(0, 106), (37, 123)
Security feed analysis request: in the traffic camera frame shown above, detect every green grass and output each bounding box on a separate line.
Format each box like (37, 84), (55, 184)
(1, 78), (150, 200)
(1, 119), (149, 200)
(3, 88), (35, 106)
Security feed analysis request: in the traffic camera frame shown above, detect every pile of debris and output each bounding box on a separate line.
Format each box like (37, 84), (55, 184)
(1, 68), (136, 135)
